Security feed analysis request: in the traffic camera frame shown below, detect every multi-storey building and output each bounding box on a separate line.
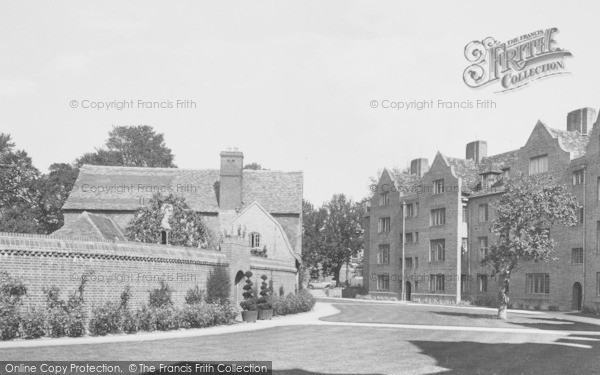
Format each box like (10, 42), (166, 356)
(364, 107), (600, 311)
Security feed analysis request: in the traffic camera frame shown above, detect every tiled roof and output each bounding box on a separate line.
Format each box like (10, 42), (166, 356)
(546, 126), (589, 159)
(480, 150), (518, 170)
(62, 165), (302, 214)
(52, 212), (126, 241)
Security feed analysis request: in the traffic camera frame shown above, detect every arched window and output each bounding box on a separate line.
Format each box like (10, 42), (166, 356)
(250, 232), (261, 248)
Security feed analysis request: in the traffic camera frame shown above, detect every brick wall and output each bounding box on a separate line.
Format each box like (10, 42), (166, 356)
(0, 232), (297, 311)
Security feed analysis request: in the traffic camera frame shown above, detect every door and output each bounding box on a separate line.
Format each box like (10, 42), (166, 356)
(572, 282), (582, 311)
(405, 281), (412, 301)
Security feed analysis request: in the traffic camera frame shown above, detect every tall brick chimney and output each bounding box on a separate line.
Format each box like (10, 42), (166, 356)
(410, 158), (429, 177)
(466, 141), (487, 163)
(219, 148), (244, 210)
(567, 107), (597, 135)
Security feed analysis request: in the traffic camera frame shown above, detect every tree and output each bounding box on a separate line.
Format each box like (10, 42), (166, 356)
(243, 162), (265, 170)
(319, 195), (365, 286)
(0, 134), (41, 233)
(75, 125), (176, 168)
(301, 200), (327, 285)
(205, 265), (231, 304)
(125, 193), (214, 248)
(482, 173), (579, 320)
(34, 163), (79, 233)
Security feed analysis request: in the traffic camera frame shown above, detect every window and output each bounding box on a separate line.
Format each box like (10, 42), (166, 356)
(478, 204), (489, 222)
(433, 179), (445, 194)
(379, 192), (389, 206)
(430, 239), (445, 261)
(404, 257), (413, 269)
(478, 274), (488, 292)
(404, 232), (413, 244)
(430, 208), (446, 226)
(414, 231), (419, 243)
(377, 244), (390, 264)
(526, 273), (550, 294)
(461, 275), (468, 293)
(461, 238), (468, 254)
(478, 237), (488, 258)
(378, 217), (391, 233)
(529, 155), (548, 175)
(573, 170), (585, 185)
(579, 207), (584, 224)
(597, 221), (600, 253)
(597, 272), (600, 296)
(598, 177), (600, 204)
(250, 232), (261, 248)
(430, 274), (445, 291)
(377, 274), (390, 290)
(572, 248), (584, 265)
(462, 205), (467, 223)
(415, 203), (419, 217)
(502, 168), (510, 179)
(405, 203), (414, 217)
(414, 257), (419, 269)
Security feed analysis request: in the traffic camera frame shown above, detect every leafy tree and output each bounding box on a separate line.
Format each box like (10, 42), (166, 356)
(319, 195), (365, 286)
(0, 134), (41, 233)
(34, 163), (79, 233)
(301, 200), (327, 282)
(205, 265), (231, 304)
(125, 193), (213, 248)
(482, 173), (579, 320)
(75, 125), (176, 168)
(243, 162), (265, 170)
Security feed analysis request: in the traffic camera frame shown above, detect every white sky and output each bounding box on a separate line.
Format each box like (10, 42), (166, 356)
(1, 1), (599, 206)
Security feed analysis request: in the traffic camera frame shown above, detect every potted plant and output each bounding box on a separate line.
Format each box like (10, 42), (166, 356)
(240, 271), (258, 322)
(257, 274), (273, 320)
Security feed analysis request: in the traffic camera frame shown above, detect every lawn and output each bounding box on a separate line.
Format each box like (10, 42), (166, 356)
(1, 325), (598, 374)
(321, 301), (600, 332)
(1, 301), (599, 374)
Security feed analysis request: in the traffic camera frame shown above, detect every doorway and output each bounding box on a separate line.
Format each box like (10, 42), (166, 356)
(572, 282), (582, 311)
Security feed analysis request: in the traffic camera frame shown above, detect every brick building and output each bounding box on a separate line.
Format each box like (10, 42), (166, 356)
(47, 149), (302, 299)
(364, 107), (600, 311)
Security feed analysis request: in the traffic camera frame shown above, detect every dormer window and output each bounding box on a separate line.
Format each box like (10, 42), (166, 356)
(250, 232), (261, 248)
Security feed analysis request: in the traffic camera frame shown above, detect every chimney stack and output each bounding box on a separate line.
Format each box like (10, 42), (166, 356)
(567, 107), (597, 135)
(220, 149), (244, 210)
(410, 158), (429, 177)
(466, 141), (487, 163)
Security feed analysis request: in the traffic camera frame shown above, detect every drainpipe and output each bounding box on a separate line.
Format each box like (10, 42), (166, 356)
(401, 200), (406, 302)
(582, 165), (587, 308)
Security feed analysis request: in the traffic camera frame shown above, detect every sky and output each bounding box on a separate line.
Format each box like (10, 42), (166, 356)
(1, 1), (600, 206)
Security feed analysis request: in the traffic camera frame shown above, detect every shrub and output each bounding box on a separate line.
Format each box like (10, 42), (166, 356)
(257, 275), (271, 310)
(279, 285), (285, 297)
(205, 265), (230, 304)
(20, 307), (46, 339)
(47, 307), (68, 338)
(240, 271), (257, 311)
(0, 273), (27, 341)
(356, 294), (399, 302)
(180, 304), (214, 328)
(548, 305), (559, 311)
(341, 286), (367, 299)
(154, 305), (180, 331)
(135, 304), (157, 332)
(534, 305), (541, 311)
(185, 285), (204, 305)
(120, 308), (138, 334)
(270, 290), (316, 316)
(65, 304), (87, 337)
(89, 302), (121, 336)
(120, 286), (132, 309)
(149, 281), (173, 308)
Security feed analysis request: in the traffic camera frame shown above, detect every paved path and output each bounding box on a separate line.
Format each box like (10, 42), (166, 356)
(2, 300), (599, 349)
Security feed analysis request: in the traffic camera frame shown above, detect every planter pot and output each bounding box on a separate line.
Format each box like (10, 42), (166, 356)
(258, 309), (273, 320)
(241, 310), (258, 323)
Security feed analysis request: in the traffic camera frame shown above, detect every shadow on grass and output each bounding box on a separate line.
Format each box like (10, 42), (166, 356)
(433, 311), (600, 332)
(140, 363), (384, 375)
(411, 335), (600, 374)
